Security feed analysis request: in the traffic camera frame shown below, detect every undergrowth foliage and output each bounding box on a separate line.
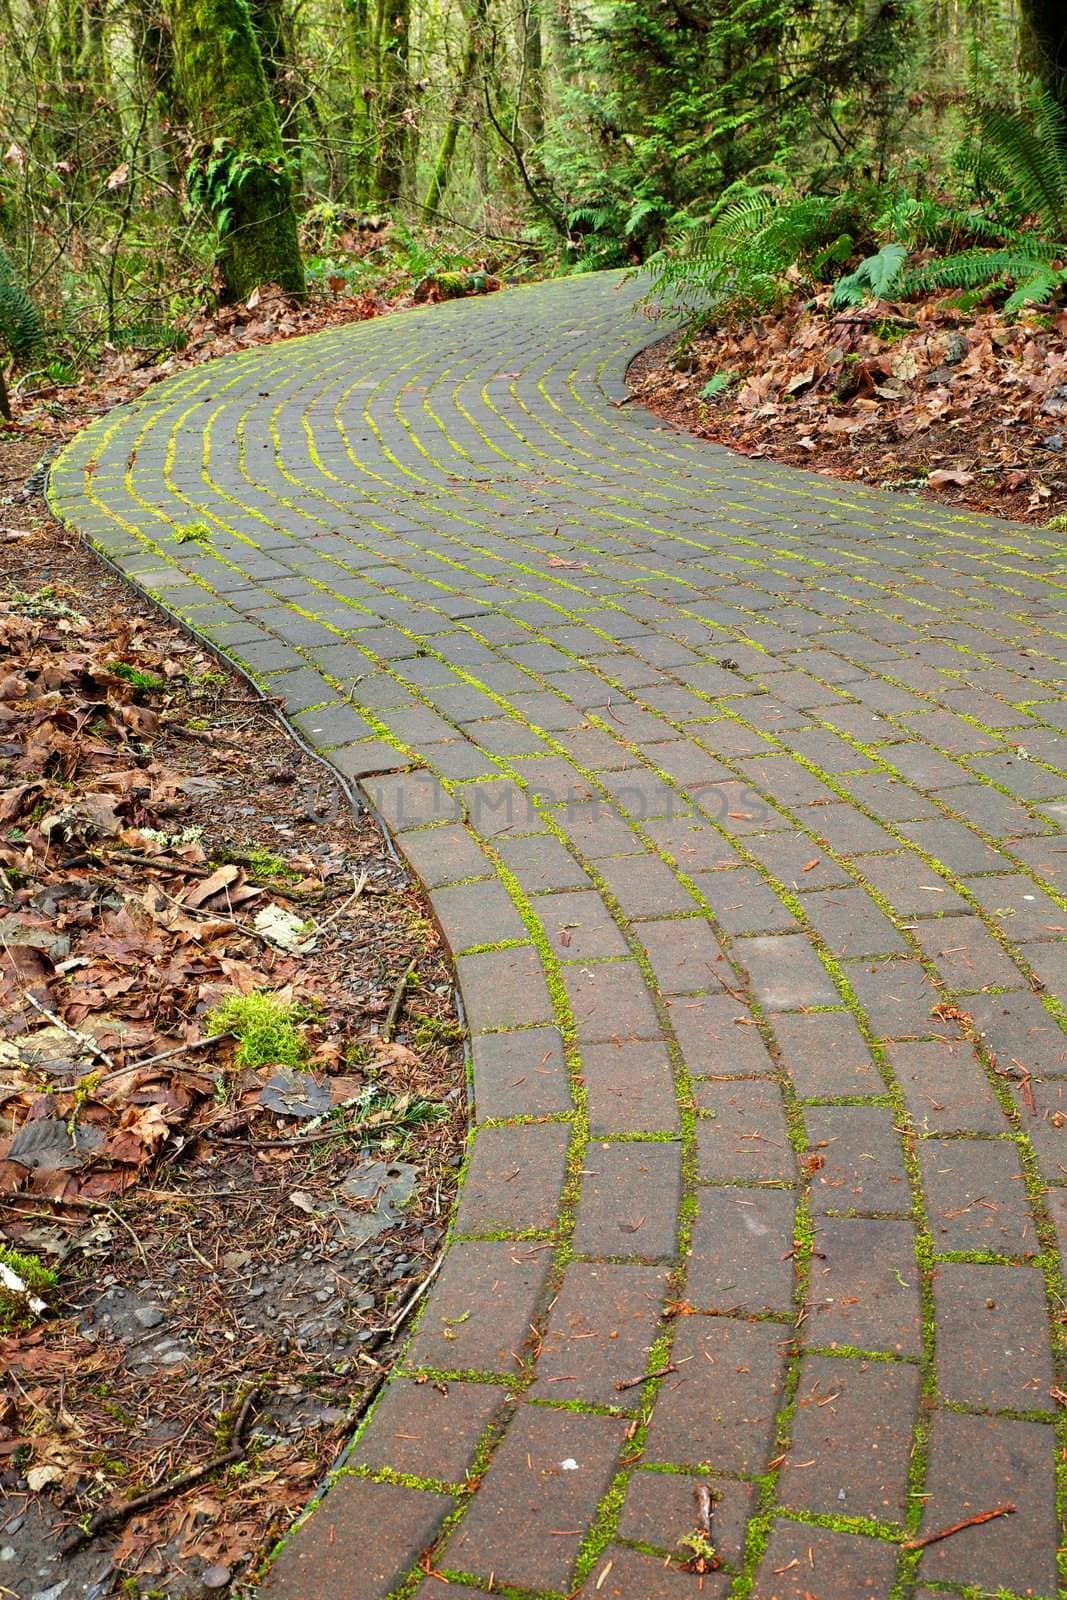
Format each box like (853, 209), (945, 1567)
(0, 248), (44, 419)
(650, 92), (1067, 326)
(0, 249), (44, 362)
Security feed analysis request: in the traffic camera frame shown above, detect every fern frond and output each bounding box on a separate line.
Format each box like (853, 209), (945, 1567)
(0, 250), (44, 362)
(649, 188), (864, 318)
(831, 242), (908, 306)
(1003, 265), (1067, 313)
(973, 95), (1067, 237)
(875, 195), (1009, 251)
(904, 245), (1066, 305)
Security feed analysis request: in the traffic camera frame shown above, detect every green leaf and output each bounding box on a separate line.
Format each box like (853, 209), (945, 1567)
(700, 371), (736, 399)
(830, 243), (908, 308)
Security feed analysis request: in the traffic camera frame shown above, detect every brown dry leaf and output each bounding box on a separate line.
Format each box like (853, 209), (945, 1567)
(183, 863), (241, 909)
(784, 365), (817, 395)
(103, 1102), (171, 1164)
(927, 467), (975, 488)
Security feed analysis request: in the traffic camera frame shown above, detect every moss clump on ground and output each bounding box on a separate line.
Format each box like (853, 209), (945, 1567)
(0, 1247), (57, 1331)
(107, 661), (167, 691)
(205, 989), (308, 1070)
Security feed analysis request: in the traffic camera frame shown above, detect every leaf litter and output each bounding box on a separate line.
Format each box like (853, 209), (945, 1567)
(0, 477), (466, 1597)
(632, 290), (1067, 524)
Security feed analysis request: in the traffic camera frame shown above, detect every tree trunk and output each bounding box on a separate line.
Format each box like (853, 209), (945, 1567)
(422, 15), (479, 217)
(517, 0), (543, 145)
(138, 0), (185, 199)
(1020, 0), (1067, 107)
(249, 0), (304, 185)
(162, 0), (305, 298)
(372, 0), (411, 205)
(344, 0), (376, 201)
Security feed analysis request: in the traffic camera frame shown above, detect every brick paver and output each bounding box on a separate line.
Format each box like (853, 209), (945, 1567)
(50, 271), (1065, 1598)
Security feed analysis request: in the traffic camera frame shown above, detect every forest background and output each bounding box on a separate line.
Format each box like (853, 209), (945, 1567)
(0, 0), (1065, 390)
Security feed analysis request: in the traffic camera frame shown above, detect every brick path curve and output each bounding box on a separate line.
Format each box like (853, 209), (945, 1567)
(50, 271), (1066, 1600)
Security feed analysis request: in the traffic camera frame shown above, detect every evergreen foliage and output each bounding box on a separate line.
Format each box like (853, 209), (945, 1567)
(0, 249), (44, 361)
(653, 93), (1067, 325)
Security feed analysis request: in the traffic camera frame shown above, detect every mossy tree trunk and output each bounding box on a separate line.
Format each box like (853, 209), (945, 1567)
(137, 0), (185, 200)
(371, 0), (411, 206)
(344, 0), (376, 202)
(422, 1), (482, 218)
(162, 0), (305, 298)
(517, 0), (543, 145)
(249, 0), (304, 185)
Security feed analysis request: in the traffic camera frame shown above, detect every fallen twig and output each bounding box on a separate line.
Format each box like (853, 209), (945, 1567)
(388, 1249), (446, 1335)
(239, 1102), (422, 1150)
(902, 1502), (1015, 1550)
(152, 882), (272, 946)
(21, 991), (115, 1071)
(382, 960), (416, 1042)
(60, 1387), (262, 1556)
(310, 868), (368, 935)
(614, 1363), (676, 1392)
(706, 963), (746, 1005)
(45, 1032), (230, 1091)
(98, 848), (214, 878)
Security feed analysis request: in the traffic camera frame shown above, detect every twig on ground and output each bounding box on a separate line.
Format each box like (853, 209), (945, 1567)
(21, 991), (116, 1071)
(382, 960), (416, 1042)
(614, 1363), (676, 1392)
(902, 1502), (1015, 1550)
(98, 848), (214, 878)
(309, 868), (368, 935)
(44, 1032), (230, 1091)
(388, 1249), (446, 1334)
(706, 963), (746, 1005)
(152, 882), (273, 946)
(60, 1388), (262, 1556)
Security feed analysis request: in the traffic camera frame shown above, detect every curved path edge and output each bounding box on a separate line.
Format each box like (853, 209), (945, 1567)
(47, 271), (1067, 1600)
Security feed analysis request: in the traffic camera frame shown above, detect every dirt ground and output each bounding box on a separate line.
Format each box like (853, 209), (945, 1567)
(0, 427), (466, 1600)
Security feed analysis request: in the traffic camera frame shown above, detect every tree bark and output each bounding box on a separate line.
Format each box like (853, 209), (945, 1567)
(422, 12), (480, 217)
(249, 0), (304, 184)
(517, 0), (543, 145)
(344, 0), (376, 201)
(371, 0), (411, 205)
(162, 0), (305, 298)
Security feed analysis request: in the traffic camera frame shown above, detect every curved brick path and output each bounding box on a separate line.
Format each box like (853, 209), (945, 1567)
(50, 272), (1066, 1600)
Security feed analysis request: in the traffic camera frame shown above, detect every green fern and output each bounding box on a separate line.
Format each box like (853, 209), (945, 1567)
(903, 245), (1067, 308)
(831, 243), (908, 306)
(959, 91), (1067, 239)
(650, 187), (863, 319)
(872, 195), (1006, 251)
(0, 250), (43, 362)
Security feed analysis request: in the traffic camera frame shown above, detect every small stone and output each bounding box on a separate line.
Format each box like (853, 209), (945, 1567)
(134, 1306), (165, 1328)
(201, 1565), (232, 1590)
(1042, 433), (1064, 451)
